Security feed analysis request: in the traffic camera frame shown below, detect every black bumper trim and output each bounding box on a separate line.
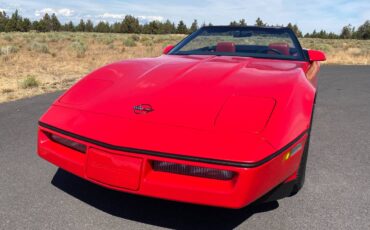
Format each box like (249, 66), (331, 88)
(38, 121), (308, 168)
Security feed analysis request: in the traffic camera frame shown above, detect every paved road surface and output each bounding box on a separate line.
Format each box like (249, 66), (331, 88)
(0, 66), (369, 229)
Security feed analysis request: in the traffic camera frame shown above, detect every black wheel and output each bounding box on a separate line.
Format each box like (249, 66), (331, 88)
(290, 131), (310, 196)
(256, 101), (316, 202)
(290, 101), (315, 196)
(254, 117), (313, 203)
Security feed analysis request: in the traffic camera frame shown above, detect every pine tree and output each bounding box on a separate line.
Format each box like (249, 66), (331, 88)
(318, 30), (328, 39)
(31, 21), (39, 31)
(1, 9), (368, 40)
(162, 20), (176, 34)
(36, 19), (48, 32)
(239, 19), (247, 26)
(5, 10), (21, 32)
(50, 13), (61, 31)
(37, 13), (52, 32)
(230, 21), (238, 26)
(76, 19), (86, 32)
(121, 15), (141, 33)
(292, 24), (302, 37)
(144, 20), (161, 34)
(312, 30), (317, 38)
(65, 21), (75, 32)
(85, 20), (94, 32)
(340, 24), (353, 39)
(95, 21), (110, 33)
(21, 18), (31, 32)
(230, 19), (247, 27)
(330, 31), (336, 39)
(189, 19), (198, 33)
(255, 17), (266, 27)
(0, 11), (8, 32)
(177, 20), (188, 34)
(287, 23), (302, 37)
(111, 22), (122, 33)
(356, 20), (370, 39)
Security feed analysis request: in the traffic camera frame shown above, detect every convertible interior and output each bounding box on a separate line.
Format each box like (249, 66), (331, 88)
(212, 41), (298, 56)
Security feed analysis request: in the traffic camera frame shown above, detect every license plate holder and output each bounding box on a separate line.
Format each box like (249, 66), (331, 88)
(86, 148), (142, 191)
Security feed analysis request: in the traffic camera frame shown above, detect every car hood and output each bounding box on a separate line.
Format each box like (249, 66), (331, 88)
(42, 55), (311, 163)
(58, 55), (306, 133)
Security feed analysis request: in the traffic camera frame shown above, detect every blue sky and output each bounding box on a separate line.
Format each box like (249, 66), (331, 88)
(0, 0), (369, 33)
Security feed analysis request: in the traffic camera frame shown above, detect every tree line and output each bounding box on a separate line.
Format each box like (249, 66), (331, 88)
(0, 10), (369, 39)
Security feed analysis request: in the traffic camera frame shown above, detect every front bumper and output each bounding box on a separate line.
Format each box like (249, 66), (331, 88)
(38, 125), (305, 209)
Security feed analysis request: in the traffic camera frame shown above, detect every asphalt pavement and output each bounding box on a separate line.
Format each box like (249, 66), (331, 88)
(0, 65), (369, 229)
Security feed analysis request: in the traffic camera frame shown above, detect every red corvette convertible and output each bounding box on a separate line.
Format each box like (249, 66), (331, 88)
(38, 26), (326, 209)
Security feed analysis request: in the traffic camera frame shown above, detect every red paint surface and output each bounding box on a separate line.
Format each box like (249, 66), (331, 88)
(86, 148), (143, 190)
(38, 53), (322, 208)
(308, 49), (326, 62)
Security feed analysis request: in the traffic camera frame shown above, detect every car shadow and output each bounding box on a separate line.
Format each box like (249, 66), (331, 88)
(51, 168), (279, 230)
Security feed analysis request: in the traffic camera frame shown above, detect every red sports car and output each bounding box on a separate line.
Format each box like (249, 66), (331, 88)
(38, 26), (326, 209)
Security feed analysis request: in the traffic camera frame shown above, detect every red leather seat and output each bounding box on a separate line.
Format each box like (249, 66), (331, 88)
(268, 42), (290, 55)
(216, 42), (236, 52)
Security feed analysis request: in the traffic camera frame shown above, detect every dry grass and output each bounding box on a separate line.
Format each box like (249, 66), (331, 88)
(0, 32), (369, 103)
(300, 38), (370, 65)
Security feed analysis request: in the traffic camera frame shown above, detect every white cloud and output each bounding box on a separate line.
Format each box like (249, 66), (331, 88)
(97, 13), (164, 22)
(35, 8), (74, 17)
(138, 15), (164, 22)
(98, 13), (125, 19)
(58, 8), (74, 17)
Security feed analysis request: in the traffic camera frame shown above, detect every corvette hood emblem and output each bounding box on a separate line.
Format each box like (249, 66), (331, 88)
(133, 104), (154, 114)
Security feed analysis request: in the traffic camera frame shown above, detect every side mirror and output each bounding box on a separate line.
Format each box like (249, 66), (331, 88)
(308, 50), (326, 62)
(163, 45), (174, 55)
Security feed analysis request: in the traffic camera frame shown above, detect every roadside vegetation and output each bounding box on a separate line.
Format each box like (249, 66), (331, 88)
(0, 10), (369, 103)
(21, 76), (39, 89)
(0, 32), (369, 103)
(1, 10), (369, 39)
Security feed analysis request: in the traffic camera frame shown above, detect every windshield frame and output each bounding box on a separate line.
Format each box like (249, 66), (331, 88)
(168, 26), (307, 61)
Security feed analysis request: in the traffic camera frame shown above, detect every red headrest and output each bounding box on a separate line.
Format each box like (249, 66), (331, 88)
(268, 42), (290, 55)
(216, 42), (236, 53)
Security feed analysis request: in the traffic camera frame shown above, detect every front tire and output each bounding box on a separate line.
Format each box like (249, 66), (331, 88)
(290, 100), (315, 196)
(254, 127), (312, 203)
(256, 102), (316, 202)
(290, 131), (310, 196)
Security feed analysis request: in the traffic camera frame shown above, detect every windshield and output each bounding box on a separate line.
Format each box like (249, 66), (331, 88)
(169, 26), (304, 60)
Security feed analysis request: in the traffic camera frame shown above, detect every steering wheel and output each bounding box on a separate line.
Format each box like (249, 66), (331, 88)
(258, 48), (282, 55)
